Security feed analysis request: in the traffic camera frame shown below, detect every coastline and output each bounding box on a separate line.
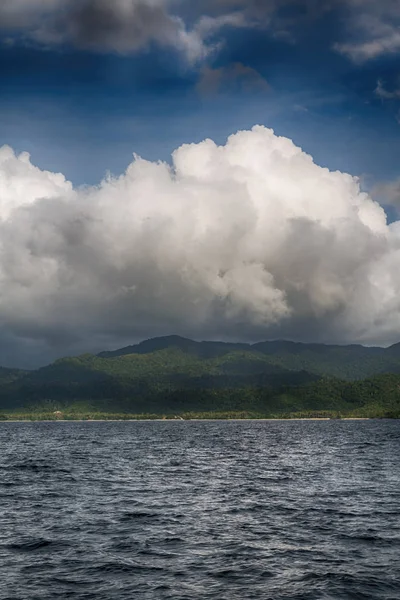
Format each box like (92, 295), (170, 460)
(1, 417), (374, 422)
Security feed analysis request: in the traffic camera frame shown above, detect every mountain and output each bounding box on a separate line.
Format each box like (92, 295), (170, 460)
(0, 367), (28, 385)
(99, 336), (400, 380)
(385, 342), (400, 357)
(98, 335), (251, 359)
(1, 336), (400, 417)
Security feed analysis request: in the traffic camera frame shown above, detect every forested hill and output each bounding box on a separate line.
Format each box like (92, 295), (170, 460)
(99, 335), (400, 380)
(1, 336), (400, 418)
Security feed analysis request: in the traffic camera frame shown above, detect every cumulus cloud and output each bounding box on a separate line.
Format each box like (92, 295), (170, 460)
(1, 126), (400, 366)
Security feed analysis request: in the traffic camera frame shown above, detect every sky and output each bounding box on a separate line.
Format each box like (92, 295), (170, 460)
(1, 0), (400, 367)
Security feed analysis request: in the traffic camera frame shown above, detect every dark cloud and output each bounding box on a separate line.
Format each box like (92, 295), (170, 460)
(0, 0), (209, 62)
(58, 1), (172, 51)
(0, 0), (251, 63)
(0, 0), (54, 29)
(44, 0), (203, 59)
(1, 0), (400, 68)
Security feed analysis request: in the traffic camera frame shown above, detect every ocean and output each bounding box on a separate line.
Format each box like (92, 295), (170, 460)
(1, 420), (399, 599)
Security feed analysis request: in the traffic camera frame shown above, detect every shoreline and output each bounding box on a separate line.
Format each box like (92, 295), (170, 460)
(1, 417), (375, 422)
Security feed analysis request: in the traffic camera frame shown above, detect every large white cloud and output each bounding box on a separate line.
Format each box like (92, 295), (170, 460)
(0, 125), (400, 366)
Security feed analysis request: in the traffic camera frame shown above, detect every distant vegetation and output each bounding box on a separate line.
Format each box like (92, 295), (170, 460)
(1, 336), (400, 419)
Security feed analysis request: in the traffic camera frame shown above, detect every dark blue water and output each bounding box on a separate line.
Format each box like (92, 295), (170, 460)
(0, 420), (399, 600)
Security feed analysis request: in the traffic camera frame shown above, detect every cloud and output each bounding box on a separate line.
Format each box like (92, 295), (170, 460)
(40, 0), (211, 63)
(203, 0), (334, 24)
(0, 0), (339, 63)
(334, 0), (400, 62)
(1, 126), (400, 366)
(196, 62), (269, 95)
(375, 79), (400, 100)
(374, 78), (400, 124)
(372, 179), (400, 207)
(0, 0), (55, 28)
(0, 0), (247, 63)
(6, 0), (400, 67)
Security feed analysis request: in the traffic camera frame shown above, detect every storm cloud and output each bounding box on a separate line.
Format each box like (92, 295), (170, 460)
(1, 126), (400, 367)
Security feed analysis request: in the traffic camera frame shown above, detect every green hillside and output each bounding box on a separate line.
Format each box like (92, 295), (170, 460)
(0, 347), (317, 409)
(98, 336), (400, 380)
(0, 367), (28, 385)
(1, 336), (400, 418)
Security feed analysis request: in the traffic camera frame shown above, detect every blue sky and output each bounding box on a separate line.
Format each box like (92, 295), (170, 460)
(1, 0), (399, 191)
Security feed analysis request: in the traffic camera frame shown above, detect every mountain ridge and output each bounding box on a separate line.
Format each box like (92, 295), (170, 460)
(96, 335), (400, 381)
(98, 335), (389, 359)
(1, 336), (400, 418)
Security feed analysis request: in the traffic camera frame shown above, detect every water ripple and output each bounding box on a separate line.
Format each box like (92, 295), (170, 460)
(0, 420), (399, 599)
